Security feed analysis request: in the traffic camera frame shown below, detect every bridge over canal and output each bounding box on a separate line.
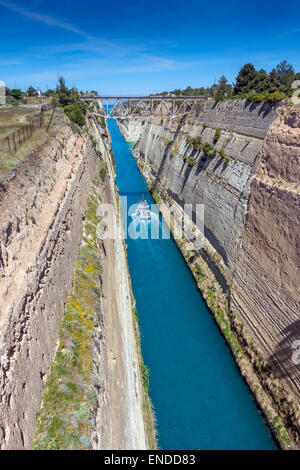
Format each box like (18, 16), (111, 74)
(81, 95), (206, 118)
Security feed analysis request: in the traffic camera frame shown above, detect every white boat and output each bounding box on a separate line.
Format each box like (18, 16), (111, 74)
(136, 200), (151, 221)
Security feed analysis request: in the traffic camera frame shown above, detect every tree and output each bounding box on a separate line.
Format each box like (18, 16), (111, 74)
(56, 76), (68, 95)
(54, 76), (87, 127)
(252, 69), (270, 93)
(234, 63), (257, 95)
(27, 86), (37, 97)
(269, 68), (281, 93)
(209, 83), (218, 98)
(44, 89), (55, 97)
(183, 86), (193, 96)
(64, 104), (85, 126)
(274, 60), (295, 94)
(225, 83), (233, 99)
(10, 89), (23, 100)
(56, 76), (72, 106)
(215, 75), (228, 101)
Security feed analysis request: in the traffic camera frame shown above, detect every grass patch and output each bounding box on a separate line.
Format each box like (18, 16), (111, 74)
(141, 364), (150, 392)
(160, 135), (171, 145)
(152, 191), (161, 204)
(171, 141), (179, 155)
(213, 127), (221, 143)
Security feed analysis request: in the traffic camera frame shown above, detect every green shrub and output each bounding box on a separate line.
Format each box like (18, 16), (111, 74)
(202, 142), (216, 158)
(195, 265), (204, 281)
(134, 308), (139, 321)
(186, 136), (202, 151)
(94, 161), (107, 183)
(99, 116), (106, 130)
(64, 104), (86, 126)
(218, 148), (227, 159)
(160, 135), (171, 145)
(247, 92), (265, 102)
(141, 364), (150, 392)
(186, 157), (196, 167)
(202, 122), (207, 129)
(265, 91), (285, 106)
(213, 127), (221, 143)
(152, 191), (161, 204)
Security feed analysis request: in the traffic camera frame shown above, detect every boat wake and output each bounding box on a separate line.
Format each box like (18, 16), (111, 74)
(128, 200), (160, 239)
(130, 200), (159, 223)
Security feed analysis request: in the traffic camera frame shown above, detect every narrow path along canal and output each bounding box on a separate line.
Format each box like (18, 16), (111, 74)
(107, 118), (276, 450)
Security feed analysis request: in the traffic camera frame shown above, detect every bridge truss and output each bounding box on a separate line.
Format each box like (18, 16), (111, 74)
(81, 95), (206, 118)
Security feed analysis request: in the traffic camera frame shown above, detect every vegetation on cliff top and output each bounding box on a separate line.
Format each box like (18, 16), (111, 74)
(54, 77), (87, 127)
(157, 60), (299, 106)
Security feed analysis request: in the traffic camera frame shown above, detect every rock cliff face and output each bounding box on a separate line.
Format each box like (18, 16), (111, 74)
(121, 100), (277, 283)
(0, 115), (148, 450)
(29, 117), (147, 451)
(117, 100), (300, 411)
(231, 107), (300, 400)
(89, 118), (147, 450)
(117, 117), (146, 142)
(0, 125), (98, 449)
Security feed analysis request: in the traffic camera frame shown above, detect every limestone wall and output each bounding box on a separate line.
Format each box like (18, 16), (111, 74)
(0, 125), (97, 449)
(231, 107), (300, 400)
(119, 100), (277, 283)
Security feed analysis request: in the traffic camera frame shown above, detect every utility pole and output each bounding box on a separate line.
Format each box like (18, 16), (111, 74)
(46, 103), (57, 132)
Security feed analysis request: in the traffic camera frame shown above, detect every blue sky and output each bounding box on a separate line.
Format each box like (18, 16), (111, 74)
(0, 0), (299, 94)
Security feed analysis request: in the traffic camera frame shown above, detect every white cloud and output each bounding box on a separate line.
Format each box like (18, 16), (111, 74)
(0, 59), (22, 65)
(3, 54), (181, 86)
(0, 1), (178, 66)
(0, 0), (86, 36)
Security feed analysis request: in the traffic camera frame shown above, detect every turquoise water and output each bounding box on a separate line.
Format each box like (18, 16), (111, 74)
(107, 118), (276, 450)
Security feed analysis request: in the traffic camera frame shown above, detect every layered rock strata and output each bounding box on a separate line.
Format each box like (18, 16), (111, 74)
(0, 125), (97, 449)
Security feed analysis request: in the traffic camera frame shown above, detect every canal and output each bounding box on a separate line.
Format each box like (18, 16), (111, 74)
(107, 118), (276, 450)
